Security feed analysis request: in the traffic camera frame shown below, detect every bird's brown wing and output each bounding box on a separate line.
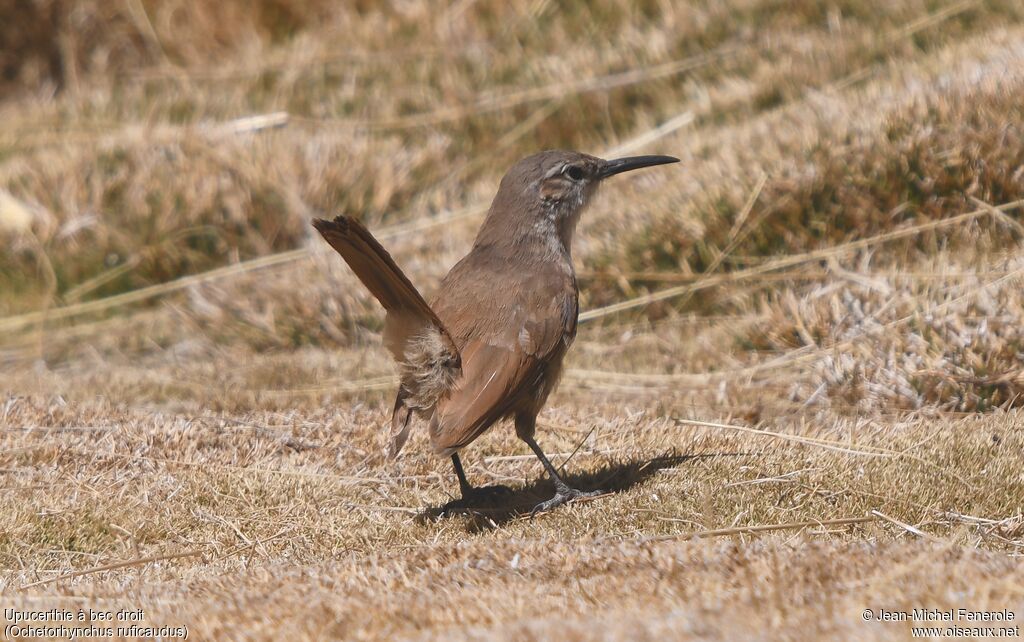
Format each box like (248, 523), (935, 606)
(428, 285), (577, 455)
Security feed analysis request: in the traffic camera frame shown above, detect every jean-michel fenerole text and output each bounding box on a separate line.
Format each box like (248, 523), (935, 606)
(873, 608), (1016, 622)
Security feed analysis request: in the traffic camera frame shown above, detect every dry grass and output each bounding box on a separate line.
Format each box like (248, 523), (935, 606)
(2, 1), (1024, 640)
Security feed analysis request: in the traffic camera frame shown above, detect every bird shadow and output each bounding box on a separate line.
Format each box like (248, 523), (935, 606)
(416, 451), (744, 532)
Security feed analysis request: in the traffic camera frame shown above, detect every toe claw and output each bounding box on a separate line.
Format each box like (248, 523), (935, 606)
(530, 487), (605, 515)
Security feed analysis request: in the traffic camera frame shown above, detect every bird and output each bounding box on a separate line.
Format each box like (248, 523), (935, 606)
(313, 150), (678, 513)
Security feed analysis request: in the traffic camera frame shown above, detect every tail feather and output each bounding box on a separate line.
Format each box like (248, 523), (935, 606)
(313, 215), (461, 458)
(312, 216), (435, 320)
(389, 387), (414, 458)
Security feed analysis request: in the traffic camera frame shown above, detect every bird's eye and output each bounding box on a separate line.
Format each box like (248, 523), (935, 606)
(565, 165), (585, 181)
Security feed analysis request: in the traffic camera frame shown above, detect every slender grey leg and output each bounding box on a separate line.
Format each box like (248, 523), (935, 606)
(516, 413), (603, 514)
(521, 435), (573, 494)
(442, 453), (512, 511)
(450, 453), (473, 496)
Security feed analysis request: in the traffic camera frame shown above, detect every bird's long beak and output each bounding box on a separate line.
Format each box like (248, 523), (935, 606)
(598, 155), (679, 179)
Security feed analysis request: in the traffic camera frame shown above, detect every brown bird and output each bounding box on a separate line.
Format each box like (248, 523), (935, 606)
(313, 150), (678, 512)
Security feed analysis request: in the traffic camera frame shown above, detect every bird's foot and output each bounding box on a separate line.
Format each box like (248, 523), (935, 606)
(530, 486), (604, 516)
(439, 484), (514, 515)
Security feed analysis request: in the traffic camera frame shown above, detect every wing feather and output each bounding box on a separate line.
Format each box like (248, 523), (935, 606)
(429, 277), (578, 454)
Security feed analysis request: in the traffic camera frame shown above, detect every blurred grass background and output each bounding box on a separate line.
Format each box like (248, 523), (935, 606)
(2, 0), (1023, 416)
(0, 1), (1019, 303)
(2, 3), (1024, 638)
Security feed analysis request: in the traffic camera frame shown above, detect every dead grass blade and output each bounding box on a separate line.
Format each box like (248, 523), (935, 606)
(886, 0), (980, 44)
(648, 515), (876, 542)
(307, 50), (726, 131)
(0, 248), (309, 335)
(672, 417), (974, 487)
(871, 510), (945, 543)
(672, 417), (895, 459)
(255, 376), (399, 396)
(19, 548), (208, 589)
(601, 111), (695, 159)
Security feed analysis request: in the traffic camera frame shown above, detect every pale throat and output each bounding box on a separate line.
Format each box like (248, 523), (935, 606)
(536, 196), (587, 262)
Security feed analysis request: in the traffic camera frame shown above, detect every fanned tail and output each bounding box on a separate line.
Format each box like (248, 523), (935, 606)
(312, 216), (461, 457)
(312, 216), (437, 319)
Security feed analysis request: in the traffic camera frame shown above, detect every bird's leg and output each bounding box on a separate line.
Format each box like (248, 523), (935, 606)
(446, 453), (512, 507)
(451, 452), (474, 497)
(516, 413), (602, 514)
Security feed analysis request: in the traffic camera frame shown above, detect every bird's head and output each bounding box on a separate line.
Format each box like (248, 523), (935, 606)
(477, 150), (679, 255)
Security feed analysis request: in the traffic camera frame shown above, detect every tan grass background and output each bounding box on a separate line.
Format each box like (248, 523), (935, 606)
(1, 1), (1024, 640)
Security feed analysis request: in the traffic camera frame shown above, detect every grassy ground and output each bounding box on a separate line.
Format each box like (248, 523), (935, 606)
(2, 1), (1024, 640)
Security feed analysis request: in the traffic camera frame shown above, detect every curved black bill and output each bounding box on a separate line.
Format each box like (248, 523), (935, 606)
(599, 155), (680, 179)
